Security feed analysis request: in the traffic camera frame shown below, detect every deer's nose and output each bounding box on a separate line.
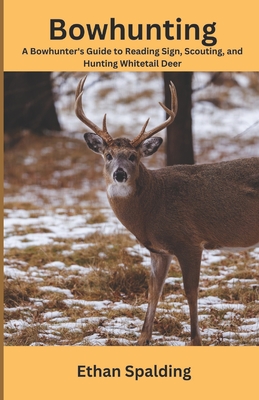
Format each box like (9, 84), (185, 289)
(113, 168), (128, 183)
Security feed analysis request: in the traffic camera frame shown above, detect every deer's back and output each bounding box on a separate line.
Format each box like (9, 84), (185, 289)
(155, 157), (259, 200)
(147, 157), (259, 251)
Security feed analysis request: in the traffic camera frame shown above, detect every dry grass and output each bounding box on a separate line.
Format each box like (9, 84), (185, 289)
(4, 133), (104, 198)
(5, 238), (258, 346)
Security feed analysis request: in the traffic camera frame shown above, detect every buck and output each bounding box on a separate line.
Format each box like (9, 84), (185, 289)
(75, 76), (259, 345)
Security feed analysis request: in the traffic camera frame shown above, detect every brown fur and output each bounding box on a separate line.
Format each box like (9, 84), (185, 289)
(76, 76), (259, 345)
(103, 149), (259, 345)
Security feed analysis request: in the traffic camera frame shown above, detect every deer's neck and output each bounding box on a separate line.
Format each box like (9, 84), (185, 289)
(106, 163), (157, 242)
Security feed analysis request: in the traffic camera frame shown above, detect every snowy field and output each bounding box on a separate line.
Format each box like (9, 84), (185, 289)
(4, 72), (259, 346)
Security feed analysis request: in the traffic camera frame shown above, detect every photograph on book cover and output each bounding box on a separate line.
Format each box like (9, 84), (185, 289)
(4, 71), (259, 347)
(3, 0), (259, 396)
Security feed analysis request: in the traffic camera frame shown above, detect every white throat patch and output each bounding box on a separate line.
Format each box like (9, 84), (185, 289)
(107, 182), (133, 198)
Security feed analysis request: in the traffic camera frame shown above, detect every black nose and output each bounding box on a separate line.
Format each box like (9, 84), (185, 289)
(113, 168), (128, 183)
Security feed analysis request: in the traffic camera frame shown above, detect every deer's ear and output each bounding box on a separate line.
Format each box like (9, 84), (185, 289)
(84, 132), (105, 154)
(139, 137), (163, 157)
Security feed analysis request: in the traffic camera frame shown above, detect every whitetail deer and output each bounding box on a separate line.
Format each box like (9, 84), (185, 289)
(75, 76), (259, 345)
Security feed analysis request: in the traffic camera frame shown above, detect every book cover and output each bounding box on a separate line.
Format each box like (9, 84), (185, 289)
(3, 0), (259, 398)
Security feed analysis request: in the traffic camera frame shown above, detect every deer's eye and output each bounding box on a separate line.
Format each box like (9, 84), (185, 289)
(106, 153), (113, 161)
(129, 154), (136, 162)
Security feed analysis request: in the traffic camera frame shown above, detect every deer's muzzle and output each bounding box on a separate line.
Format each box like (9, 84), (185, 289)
(113, 168), (128, 183)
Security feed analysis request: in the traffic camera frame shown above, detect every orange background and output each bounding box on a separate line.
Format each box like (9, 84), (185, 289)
(4, 346), (259, 399)
(4, 0), (259, 71)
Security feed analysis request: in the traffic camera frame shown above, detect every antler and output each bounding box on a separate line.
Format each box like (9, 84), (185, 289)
(75, 76), (114, 145)
(130, 81), (178, 148)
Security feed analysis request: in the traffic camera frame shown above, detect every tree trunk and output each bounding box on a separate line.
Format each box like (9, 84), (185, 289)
(163, 72), (194, 166)
(4, 72), (61, 134)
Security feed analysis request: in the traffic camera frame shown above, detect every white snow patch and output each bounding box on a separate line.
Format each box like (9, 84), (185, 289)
(39, 286), (73, 298)
(44, 261), (66, 269)
(4, 266), (27, 278)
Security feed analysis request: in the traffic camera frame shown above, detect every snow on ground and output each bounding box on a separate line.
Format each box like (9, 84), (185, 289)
(4, 201), (259, 346)
(4, 72), (259, 346)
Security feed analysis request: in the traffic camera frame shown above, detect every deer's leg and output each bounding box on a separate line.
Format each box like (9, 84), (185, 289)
(177, 247), (202, 346)
(137, 252), (172, 345)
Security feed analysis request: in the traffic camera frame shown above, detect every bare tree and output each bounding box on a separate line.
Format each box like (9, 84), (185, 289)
(4, 72), (60, 147)
(163, 72), (194, 165)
